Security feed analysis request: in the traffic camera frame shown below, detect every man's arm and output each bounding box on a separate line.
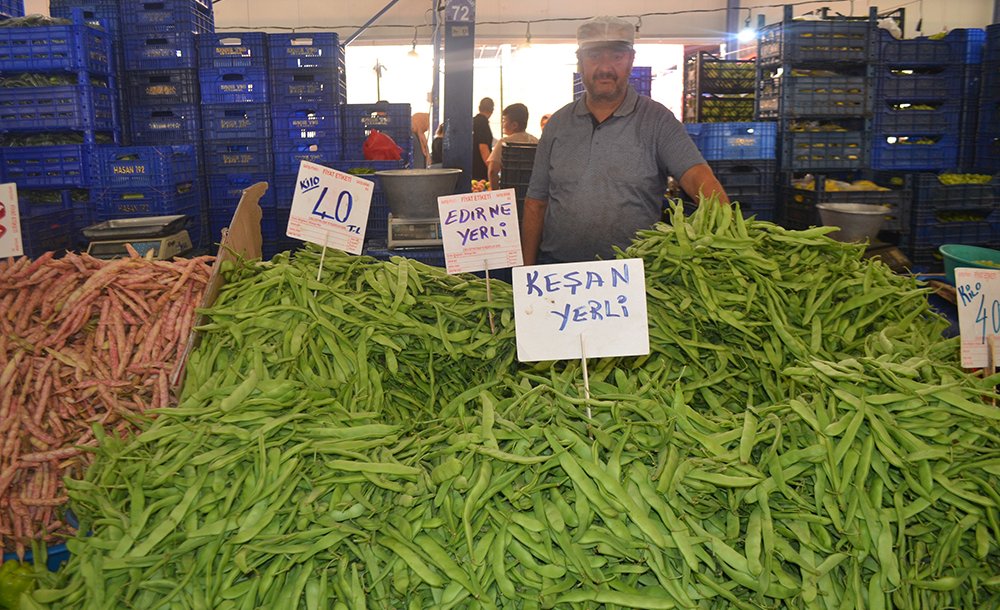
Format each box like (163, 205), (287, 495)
(520, 197), (547, 266)
(488, 159), (501, 193)
(678, 163), (730, 205)
(478, 143), (491, 166)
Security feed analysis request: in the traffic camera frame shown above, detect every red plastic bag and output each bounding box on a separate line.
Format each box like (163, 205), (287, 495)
(363, 130), (403, 161)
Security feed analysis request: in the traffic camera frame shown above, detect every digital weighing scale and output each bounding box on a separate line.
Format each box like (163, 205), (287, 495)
(387, 214), (443, 249)
(83, 215), (192, 260)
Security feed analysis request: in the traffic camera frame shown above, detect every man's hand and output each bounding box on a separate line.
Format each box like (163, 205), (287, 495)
(678, 163), (730, 205)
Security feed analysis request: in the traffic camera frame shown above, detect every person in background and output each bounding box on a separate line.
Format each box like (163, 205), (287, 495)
(521, 15), (728, 265)
(411, 112), (430, 168)
(487, 103), (538, 193)
(472, 97), (494, 182)
(430, 123), (445, 166)
(539, 113), (552, 131)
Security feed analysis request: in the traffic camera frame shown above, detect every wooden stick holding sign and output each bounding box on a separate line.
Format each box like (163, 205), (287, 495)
(438, 188), (522, 334)
(286, 160), (373, 257)
(313, 230), (331, 297)
(580, 334), (592, 420)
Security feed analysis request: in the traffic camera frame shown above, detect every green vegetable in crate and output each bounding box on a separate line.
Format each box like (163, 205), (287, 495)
(0, 561), (35, 610)
(0, 15), (71, 27)
(939, 173), (993, 185)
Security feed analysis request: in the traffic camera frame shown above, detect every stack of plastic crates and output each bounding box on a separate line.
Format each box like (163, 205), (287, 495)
(977, 24), (1000, 173)
(756, 6), (879, 228)
(93, 145), (201, 246)
(873, 171), (999, 269)
(0, 9), (119, 254)
(498, 142), (537, 222)
(268, 32), (345, 258)
(872, 28), (986, 171)
(683, 122), (777, 221)
(199, 32), (273, 250)
(573, 66), (653, 99)
(683, 51), (755, 122)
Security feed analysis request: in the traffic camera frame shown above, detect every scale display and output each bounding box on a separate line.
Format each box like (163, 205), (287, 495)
(387, 214), (443, 249)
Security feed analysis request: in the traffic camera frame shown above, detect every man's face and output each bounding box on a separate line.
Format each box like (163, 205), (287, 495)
(579, 44), (634, 103)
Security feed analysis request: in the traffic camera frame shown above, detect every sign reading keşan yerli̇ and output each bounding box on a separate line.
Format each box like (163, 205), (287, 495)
(512, 259), (649, 362)
(0, 184), (22, 259)
(438, 188), (523, 274)
(287, 160), (373, 255)
(955, 267), (1000, 368)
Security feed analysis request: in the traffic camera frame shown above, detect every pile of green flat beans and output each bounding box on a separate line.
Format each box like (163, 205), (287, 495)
(30, 201), (1000, 609)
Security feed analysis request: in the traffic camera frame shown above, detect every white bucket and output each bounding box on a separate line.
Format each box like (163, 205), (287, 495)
(815, 203), (889, 243)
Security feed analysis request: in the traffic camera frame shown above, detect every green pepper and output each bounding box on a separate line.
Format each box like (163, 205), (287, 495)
(0, 561), (35, 610)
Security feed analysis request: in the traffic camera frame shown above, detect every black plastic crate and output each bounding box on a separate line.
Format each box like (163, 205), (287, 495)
(96, 144), (197, 189)
(783, 173), (911, 233)
(271, 103), (339, 141)
(499, 143), (537, 212)
(871, 133), (960, 171)
(684, 50), (755, 95)
(128, 104), (200, 142)
(20, 206), (74, 257)
(903, 217), (999, 251)
(780, 121), (869, 171)
(199, 31), (268, 69)
(873, 98), (962, 133)
(203, 104), (271, 140)
(708, 160), (776, 198)
(199, 66), (268, 104)
(204, 139), (273, 175)
(989, 24), (1000, 64)
(267, 33), (341, 70)
(269, 67), (345, 105)
(0, 84), (115, 132)
(127, 69), (199, 106)
(875, 64), (978, 100)
(877, 28), (986, 66)
(683, 195), (777, 222)
(758, 6), (877, 66)
(756, 68), (872, 119)
(683, 93), (755, 123)
(874, 171), (997, 212)
(0, 10), (112, 74)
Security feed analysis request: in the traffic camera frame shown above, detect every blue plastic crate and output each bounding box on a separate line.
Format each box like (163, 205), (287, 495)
(50, 0), (119, 33)
(877, 28), (986, 66)
(272, 172), (296, 209)
(707, 160), (777, 197)
(123, 30), (200, 71)
(121, 0), (212, 31)
(0, 10), (112, 74)
(199, 66), (268, 104)
(199, 31), (268, 69)
(876, 64), (977, 100)
(871, 133), (960, 171)
(362, 240), (446, 268)
(271, 103), (339, 141)
(268, 32), (340, 70)
(904, 218), (999, 251)
(203, 104), (271, 140)
(780, 127), (869, 171)
(0, 84), (115, 132)
(97, 145), (197, 189)
(96, 186), (198, 217)
(18, 187), (89, 214)
(3, 143), (95, 187)
(984, 24), (1000, 64)
(758, 7), (876, 65)
(204, 139), (273, 174)
(269, 67), (344, 104)
(0, 0), (24, 17)
(685, 122), (777, 161)
(273, 140), (340, 175)
(20, 206), (75, 257)
(128, 104), (200, 142)
(341, 102), (411, 161)
(975, 131), (999, 173)
(127, 69), (198, 105)
(756, 71), (872, 119)
(874, 99), (962, 133)
(207, 172), (274, 210)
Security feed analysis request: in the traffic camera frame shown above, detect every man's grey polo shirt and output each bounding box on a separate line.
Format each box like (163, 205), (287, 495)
(525, 85), (705, 263)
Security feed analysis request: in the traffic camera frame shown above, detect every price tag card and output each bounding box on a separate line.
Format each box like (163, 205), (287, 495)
(438, 188), (523, 274)
(956, 267), (1000, 368)
(0, 184), (22, 259)
(512, 259), (649, 362)
(287, 161), (373, 255)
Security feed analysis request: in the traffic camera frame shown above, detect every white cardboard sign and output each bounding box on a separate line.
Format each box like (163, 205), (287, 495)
(512, 259), (649, 362)
(0, 184), (22, 259)
(955, 267), (1000, 368)
(287, 161), (373, 255)
(438, 188), (523, 274)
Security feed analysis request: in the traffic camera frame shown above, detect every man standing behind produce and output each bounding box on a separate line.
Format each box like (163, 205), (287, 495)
(487, 102), (539, 193)
(472, 97), (495, 183)
(521, 16), (729, 265)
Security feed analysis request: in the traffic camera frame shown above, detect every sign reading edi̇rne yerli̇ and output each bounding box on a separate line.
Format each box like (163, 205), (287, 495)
(511, 259), (649, 362)
(287, 160), (373, 255)
(438, 188), (523, 274)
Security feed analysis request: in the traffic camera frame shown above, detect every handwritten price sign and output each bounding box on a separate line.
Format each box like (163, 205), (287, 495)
(511, 259), (649, 362)
(287, 161), (373, 255)
(955, 268), (1000, 368)
(438, 188), (523, 274)
(0, 184), (22, 259)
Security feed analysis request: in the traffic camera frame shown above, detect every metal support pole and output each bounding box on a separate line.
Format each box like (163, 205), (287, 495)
(431, 0), (442, 143)
(442, 0), (475, 188)
(343, 0), (403, 47)
(725, 0), (742, 52)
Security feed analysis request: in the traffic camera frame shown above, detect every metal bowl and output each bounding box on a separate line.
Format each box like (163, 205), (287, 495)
(815, 202), (889, 243)
(374, 168), (462, 219)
